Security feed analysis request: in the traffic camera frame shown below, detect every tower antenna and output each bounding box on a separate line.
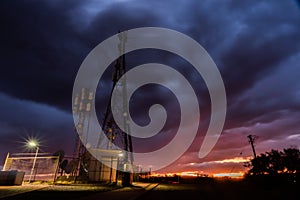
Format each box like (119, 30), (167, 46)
(96, 30), (133, 186)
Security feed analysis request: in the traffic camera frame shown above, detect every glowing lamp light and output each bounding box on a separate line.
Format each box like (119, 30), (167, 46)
(28, 140), (38, 148)
(24, 137), (40, 150)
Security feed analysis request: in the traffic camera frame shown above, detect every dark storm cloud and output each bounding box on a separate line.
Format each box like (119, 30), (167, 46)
(220, 1), (300, 99)
(0, 93), (70, 130)
(226, 52), (300, 128)
(1, 0), (299, 114)
(0, 0), (89, 111)
(0, 0), (299, 173)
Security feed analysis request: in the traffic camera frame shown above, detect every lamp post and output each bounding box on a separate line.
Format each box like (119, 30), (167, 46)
(28, 140), (39, 183)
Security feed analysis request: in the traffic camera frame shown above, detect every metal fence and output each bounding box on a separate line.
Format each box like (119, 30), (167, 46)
(2, 152), (59, 182)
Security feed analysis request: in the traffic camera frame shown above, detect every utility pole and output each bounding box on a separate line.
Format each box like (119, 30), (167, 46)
(247, 134), (257, 159)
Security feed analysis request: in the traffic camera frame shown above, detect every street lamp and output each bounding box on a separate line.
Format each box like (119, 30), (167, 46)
(28, 140), (39, 183)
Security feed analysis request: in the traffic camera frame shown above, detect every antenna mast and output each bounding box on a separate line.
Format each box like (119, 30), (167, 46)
(97, 30), (133, 186)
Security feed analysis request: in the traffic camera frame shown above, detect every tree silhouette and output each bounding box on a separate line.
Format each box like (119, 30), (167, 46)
(52, 150), (67, 176)
(65, 160), (77, 175)
(59, 159), (68, 176)
(245, 146), (300, 183)
(53, 150), (65, 163)
(267, 149), (284, 174)
(282, 147), (300, 173)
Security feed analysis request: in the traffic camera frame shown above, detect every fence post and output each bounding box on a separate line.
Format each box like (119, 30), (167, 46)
(53, 156), (60, 183)
(2, 152), (10, 171)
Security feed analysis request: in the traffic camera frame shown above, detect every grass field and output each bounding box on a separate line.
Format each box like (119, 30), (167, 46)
(0, 176), (298, 200)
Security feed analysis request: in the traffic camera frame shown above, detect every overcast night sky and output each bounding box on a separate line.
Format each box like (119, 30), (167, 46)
(0, 0), (300, 176)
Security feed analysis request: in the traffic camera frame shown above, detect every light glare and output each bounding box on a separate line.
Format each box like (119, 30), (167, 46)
(28, 141), (37, 147)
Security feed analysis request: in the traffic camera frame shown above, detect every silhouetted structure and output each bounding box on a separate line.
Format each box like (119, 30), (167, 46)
(96, 30), (134, 186)
(247, 134), (257, 159)
(71, 31), (134, 186)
